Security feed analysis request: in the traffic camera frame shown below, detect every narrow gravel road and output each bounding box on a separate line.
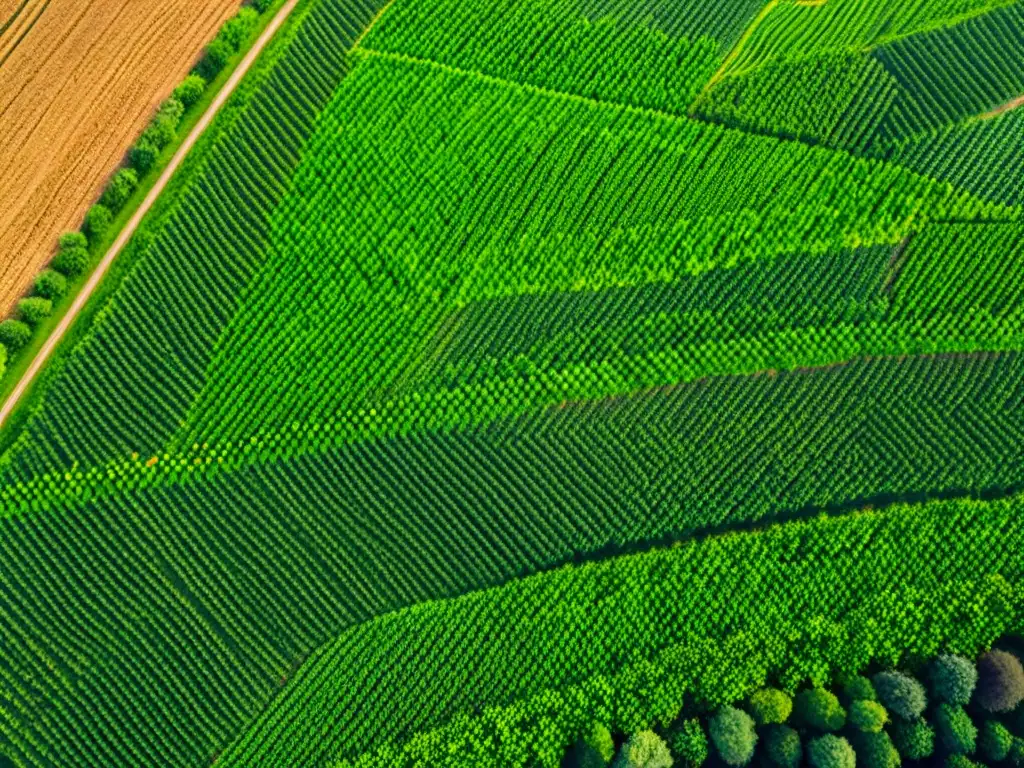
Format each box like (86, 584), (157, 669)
(0, 0), (300, 430)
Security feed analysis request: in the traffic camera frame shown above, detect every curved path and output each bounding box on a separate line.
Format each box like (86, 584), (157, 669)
(0, 0), (300, 429)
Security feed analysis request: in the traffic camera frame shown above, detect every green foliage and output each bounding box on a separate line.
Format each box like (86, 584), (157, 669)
(0, 320), (32, 352)
(1009, 738), (1024, 768)
(173, 74), (207, 108)
(891, 720), (935, 761)
(848, 700), (887, 733)
(807, 735), (855, 768)
(975, 650), (1024, 713)
(748, 688), (792, 726)
(83, 204), (112, 242)
(33, 270), (67, 302)
(931, 655), (978, 706)
(795, 689), (846, 732)
(221, 7), (260, 50)
(57, 231), (87, 251)
(251, 0), (274, 11)
(842, 675), (877, 703)
(709, 707), (757, 767)
(130, 137), (161, 176)
(612, 731), (671, 768)
(198, 36), (232, 79)
(945, 756), (983, 768)
(17, 297), (52, 327)
(668, 719), (707, 767)
(978, 720), (1013, 762)
(51, 246), (89, 278)
(100, 168), (138, 212)
(765, 725), (801, 768)
(570, 723), (615, 768)
(935, 704), (978, 755)
(872, 672), (927, 721)
(851, 731), (900, 768)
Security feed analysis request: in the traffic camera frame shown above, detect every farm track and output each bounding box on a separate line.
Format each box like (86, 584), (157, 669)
(0, 0), (301, 430)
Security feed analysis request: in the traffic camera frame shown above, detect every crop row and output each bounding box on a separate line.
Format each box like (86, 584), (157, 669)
(0, 351), (1018, 765)
(216, 493), (1024, 766)
(173, 51), (1009, 453)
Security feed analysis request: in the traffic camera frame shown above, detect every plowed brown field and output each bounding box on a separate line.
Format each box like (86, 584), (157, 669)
(0, 0), (239, 314)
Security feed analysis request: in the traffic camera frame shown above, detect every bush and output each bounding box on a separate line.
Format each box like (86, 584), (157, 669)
(251, 0), (273, 11)
(669, 719), (707, 767)
(1009, 737), (1024, 768)
(612, 730), (671, 768)
(891, 719), (935, 760)
(748, 688), (792, 726)
(198, 36), (232, 79)
(979, 721), (1013, 762)
(842, 675), (876, 703)
(84, 204), (113, 242)
(931, 655), (978, 706)
(935, 704), (977, 755)
(851, 731), (900, 768)
(806, 735), (855, 768)
(220, 8), (259, 50)
(18, 297), (52, 326)
(173, 74), (206, 109)
(848, 699), (887, 733)
(130, 137), (161, 176)
(569, 723), (615, 768)
(100, 168), (138, 212)
(58, 231), (87, 251)
(0, 320), (32, 351)
(709, 706), (757, 767)
(975, 650), (1024, 713)
(765, 725), (801, 768)
(52, 246), (89, 277)
(794, 688), (846, 731)
(33, 270), (67, 301)
(873, 671), (927, 721)
(148, 98), (185, 147)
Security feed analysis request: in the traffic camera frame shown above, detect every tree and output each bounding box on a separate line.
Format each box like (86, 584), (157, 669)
(765, 725), (801, 768)
(945, 757), (982, 768)
(806, 735), (855, 768)
(934, 704), (977, 755)
(0, 320), (32, 351)
(34, 269), (67, 301)
(18, 297), (52, 326)
(58, 231), (88, 251)
(848, 699), (887, 733)
(251, 0), (273, 11)
(569, 723), (615, 768)
(1009, 737), (1024, 768)
(794, 688), (846, 731)
(612, 731), (671, 768)
(52, 246), (89, 277)
(173, 74), (206, 109)
(931, 655), (977, 706)
(100, 168), (138, 212)
(979, 721), (1013, 762)
(84, 204), (113, 242)
(709, 706), (757, 767)
(873, 671), (927, 720)
(891, 719), (935, 760)
(748, 688), (792, 726)
(130, 137), (161, 176)
(668, 719), (707, 767)
(198, 37), (232, 79)
(975, 650), (1024, 713)
(148, 98), (185, 147)
(220, 8), (259, 50)
(842, 675), (876, 703)
(851, 731), (899, 768)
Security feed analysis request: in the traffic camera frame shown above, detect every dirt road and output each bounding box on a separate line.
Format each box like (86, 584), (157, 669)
(0, 0), (300, 430)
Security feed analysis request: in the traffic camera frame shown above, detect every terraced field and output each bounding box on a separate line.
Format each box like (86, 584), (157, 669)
(0, 0), (1022, 765)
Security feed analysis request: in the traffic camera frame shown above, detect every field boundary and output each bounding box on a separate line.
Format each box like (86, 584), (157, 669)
(0, 0), (300, 431)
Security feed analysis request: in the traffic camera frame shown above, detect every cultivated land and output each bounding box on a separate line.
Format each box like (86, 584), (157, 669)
(1, 0), (1023, 765)
(0, 0), (239, 314)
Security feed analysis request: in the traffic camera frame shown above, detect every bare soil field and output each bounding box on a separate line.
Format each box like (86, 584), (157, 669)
(0, 0), (239, 314)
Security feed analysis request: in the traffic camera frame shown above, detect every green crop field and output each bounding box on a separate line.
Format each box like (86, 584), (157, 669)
(1, 0), (1023, 765)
